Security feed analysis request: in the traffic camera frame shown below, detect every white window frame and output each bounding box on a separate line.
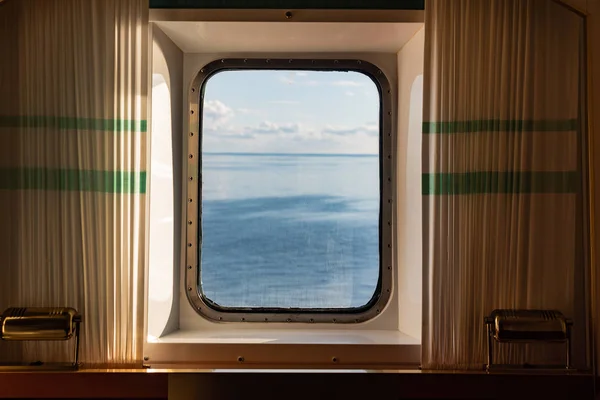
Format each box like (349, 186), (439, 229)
(144, 11), (425, 368)
(185, 58), (393, 323)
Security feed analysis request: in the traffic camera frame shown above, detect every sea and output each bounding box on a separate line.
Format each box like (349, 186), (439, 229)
(199, 152), (380, 309)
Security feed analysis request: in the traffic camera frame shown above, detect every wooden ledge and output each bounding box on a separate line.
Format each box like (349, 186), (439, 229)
(0, 369), (593, 399)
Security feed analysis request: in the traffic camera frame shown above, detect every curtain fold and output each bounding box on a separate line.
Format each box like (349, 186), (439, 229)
(0, 0), (148, 365)
(422, 0), (586, 369)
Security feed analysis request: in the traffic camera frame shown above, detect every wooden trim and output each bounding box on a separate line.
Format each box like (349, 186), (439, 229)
(586, 0), (600, 380)
(148, 0), (425, 10)
(555, 0), (588, 17)
(149, 8), (424, 23)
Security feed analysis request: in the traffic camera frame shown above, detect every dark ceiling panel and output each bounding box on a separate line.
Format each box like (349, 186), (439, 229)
(149, 0), (424, 10)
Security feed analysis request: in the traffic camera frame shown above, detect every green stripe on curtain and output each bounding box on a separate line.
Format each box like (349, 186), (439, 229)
(0, 168), (146, 193)
(0, 116), (147, 132)
(423, 119), (577, 134)
(423, 171), (578, 195)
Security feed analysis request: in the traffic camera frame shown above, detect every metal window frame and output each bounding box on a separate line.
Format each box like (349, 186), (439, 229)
(185, 58), (393, 323)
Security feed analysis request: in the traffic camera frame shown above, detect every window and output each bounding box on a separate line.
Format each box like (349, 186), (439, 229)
(186, 59), (393, 323)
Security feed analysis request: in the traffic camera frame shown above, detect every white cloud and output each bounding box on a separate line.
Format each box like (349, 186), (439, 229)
(276, 73), (369, 90)
(203, 124), (255, 140)
(200, 97), (378, 154)
(278, 75), (295, 85)
(216, 131), (255, 139)
(202, 100), (256, 139)
(236, 108), (264, 115)
(277, 73), (322, 87)
(203, 100), (233, 129)
(208, 120), (378, 143)
(204, 123), (378, 154)
(364, 89), (376, 97)
(345, 91), (355, 97)
(322, 123), (378, 137)
(247, 121), (300, 135)
(268, 100), (300, 105)
(331, 80), (364, 87)
(205, 120), (302, 140)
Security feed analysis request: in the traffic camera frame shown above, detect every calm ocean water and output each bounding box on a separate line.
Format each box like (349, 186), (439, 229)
(199, 153), (380, 309)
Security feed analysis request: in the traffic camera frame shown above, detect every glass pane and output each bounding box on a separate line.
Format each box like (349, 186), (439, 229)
(199, 69), (380, 309)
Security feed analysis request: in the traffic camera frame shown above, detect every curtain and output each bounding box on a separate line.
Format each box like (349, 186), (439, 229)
(422, 0), (586, 369)
(0, 0), (148, 366)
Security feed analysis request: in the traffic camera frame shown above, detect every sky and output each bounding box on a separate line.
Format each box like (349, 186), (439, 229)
(201, 70), (380, 155)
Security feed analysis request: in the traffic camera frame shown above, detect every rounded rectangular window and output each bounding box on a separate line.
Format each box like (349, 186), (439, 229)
(186, 59), (393, 323)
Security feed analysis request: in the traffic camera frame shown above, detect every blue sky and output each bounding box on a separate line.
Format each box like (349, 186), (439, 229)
(202, 70), (380, 154)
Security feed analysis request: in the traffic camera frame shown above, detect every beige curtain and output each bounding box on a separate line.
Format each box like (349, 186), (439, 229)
(0, 0), (148, 366)
(422, 0), (586, 369)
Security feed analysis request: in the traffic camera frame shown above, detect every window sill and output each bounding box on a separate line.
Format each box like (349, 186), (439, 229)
(151, 328), (419, 345)
(144, 329), (420, 369)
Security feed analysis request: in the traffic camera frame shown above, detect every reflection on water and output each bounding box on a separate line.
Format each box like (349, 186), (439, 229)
(200, 153), (379, 309)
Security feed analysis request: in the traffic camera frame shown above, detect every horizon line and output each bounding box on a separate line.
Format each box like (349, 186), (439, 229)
(204, 152), (379, 157)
